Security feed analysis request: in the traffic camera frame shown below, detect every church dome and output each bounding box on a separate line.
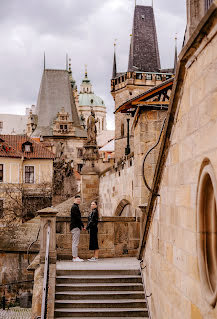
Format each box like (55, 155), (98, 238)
(79, 93), (105, 107)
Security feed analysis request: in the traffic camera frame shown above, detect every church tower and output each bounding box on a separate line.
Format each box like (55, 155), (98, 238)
(78, 68), (107, 134)
(111, 4), (174, 160)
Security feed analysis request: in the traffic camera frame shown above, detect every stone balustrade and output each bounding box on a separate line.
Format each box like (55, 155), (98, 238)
(56, 216), (140, 259)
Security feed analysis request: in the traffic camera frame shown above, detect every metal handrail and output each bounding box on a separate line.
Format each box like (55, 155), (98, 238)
(142, 117), (166, 196)
(41, 221), (51, 319)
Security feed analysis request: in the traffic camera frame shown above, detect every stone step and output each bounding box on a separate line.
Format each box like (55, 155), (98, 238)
(54, 308), (148, 317)
(55, 299), (147, 309)
(56, 275), (142, 284)
(55, 283), (144, 292)
(55, 291), (145, 300)
(56, 269), (140, 276)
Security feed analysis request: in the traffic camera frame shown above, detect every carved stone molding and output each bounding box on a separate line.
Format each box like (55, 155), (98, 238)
(197, 161), (217, 307)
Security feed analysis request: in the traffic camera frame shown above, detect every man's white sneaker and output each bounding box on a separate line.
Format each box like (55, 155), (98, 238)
(88, 257), (98, 262)
(73, 257), (84, 262)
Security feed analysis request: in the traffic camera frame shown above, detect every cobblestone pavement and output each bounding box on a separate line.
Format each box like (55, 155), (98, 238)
(0, 307), (31, 319)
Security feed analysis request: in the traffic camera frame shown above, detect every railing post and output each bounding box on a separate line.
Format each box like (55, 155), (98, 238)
(38, 207), (57, 319)
(38, 207), (57, 265)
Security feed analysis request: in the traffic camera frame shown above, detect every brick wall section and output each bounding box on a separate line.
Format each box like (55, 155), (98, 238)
(142, 15), (217, 319)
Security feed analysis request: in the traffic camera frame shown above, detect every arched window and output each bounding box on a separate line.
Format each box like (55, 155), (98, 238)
(197, 160), (217, 307)
(121, 123), (124, 137)
(102, 118), (104, 130)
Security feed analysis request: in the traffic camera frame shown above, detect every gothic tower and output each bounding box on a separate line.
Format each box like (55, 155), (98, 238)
(111, 4), (173, 160)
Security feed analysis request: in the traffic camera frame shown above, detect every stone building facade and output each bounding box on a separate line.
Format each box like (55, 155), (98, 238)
(137, 1), (217, 318)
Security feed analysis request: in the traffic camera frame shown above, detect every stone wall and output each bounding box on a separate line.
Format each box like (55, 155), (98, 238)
(99, 156), (134, 217)
(133, 109), (166, 208)
(0, 218), (40, 303)
(142, 9), (217, 319)
(56, 216), (140, 259)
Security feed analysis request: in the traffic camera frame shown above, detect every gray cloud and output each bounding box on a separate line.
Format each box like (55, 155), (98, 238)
(0, 0), (186, 129)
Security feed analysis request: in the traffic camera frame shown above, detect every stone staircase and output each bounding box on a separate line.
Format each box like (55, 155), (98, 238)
(54, 259), (149, 318)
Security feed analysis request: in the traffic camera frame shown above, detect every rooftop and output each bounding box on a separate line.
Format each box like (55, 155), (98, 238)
(0, 135), (55, 159)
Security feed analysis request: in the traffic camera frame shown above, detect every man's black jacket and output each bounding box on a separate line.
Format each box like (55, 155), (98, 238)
(70, 203), (84, 230)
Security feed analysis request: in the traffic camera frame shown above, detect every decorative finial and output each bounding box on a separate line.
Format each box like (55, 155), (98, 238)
(44, 52), (46, 70)
(152, 0), (154, 7)
(69, 58), (71, 72)
(114, 39), (117, 51)
(135, 0), (136, 7)
(66, 53), (68, 71)
(85, 64), (88, 78)
(174, 34), (178, 72)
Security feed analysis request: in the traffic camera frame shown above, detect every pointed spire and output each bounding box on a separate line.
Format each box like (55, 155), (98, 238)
(68, 58), (76, 90)
(44, 52), (46, 70)
(174, 35), (178, 72)
(85, 64), (88, 78)
(112, 40), (117, 79)
(128, 5), (160, 72)
(69, 58), (72, 72)
(66, 53), (68, 71)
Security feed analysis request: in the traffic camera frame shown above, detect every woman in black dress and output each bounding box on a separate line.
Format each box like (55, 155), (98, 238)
(86, 201), (99, 261)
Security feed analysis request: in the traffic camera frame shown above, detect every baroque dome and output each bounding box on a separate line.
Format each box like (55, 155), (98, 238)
(79, 93), (105, 107)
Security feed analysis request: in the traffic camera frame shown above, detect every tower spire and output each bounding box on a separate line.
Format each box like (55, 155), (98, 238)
(66, 53), (68, 71)
(44, 52), (46, 70)
(174, 35), (178, 72)
(128, 4), (160, 72)
(85, 64), (88, 78)
(112, 40), (117, 79)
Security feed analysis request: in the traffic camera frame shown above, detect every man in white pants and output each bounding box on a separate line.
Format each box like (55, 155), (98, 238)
(70, 195), (84, 262)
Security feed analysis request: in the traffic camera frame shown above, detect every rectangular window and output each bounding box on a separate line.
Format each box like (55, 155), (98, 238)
(64, 125), (68, 130)
(60, 125), (63, 129)
(0, 122), (3, 129)
(77, 164), (83, 173)
(156, 74), (162, 81)
(0, 164), (3, 182)
(25, 144), (31, 152)
(146, 74), (152, 80)
(25, 166), (34, 183)
(77, 148), (83, 158)
(0, 200), (3, 218)
(136, 73), (142, 80)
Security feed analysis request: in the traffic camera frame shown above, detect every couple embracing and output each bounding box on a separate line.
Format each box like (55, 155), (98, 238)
(70, 195), (99, 262)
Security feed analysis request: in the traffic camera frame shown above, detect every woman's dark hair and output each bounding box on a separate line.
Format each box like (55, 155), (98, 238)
(91, 201), (97, 206)
(75, 195), (81, 199)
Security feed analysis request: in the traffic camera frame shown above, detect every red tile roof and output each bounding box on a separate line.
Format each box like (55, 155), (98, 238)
(0, 135), (55, 159)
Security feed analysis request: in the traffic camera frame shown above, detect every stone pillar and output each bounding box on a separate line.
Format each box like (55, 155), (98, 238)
(38, 207), (57, 264)
(81, 167), (99, 203)
(31, 207), (57, 319)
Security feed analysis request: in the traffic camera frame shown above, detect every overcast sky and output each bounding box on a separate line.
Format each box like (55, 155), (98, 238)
(0, 0), (186, 129)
